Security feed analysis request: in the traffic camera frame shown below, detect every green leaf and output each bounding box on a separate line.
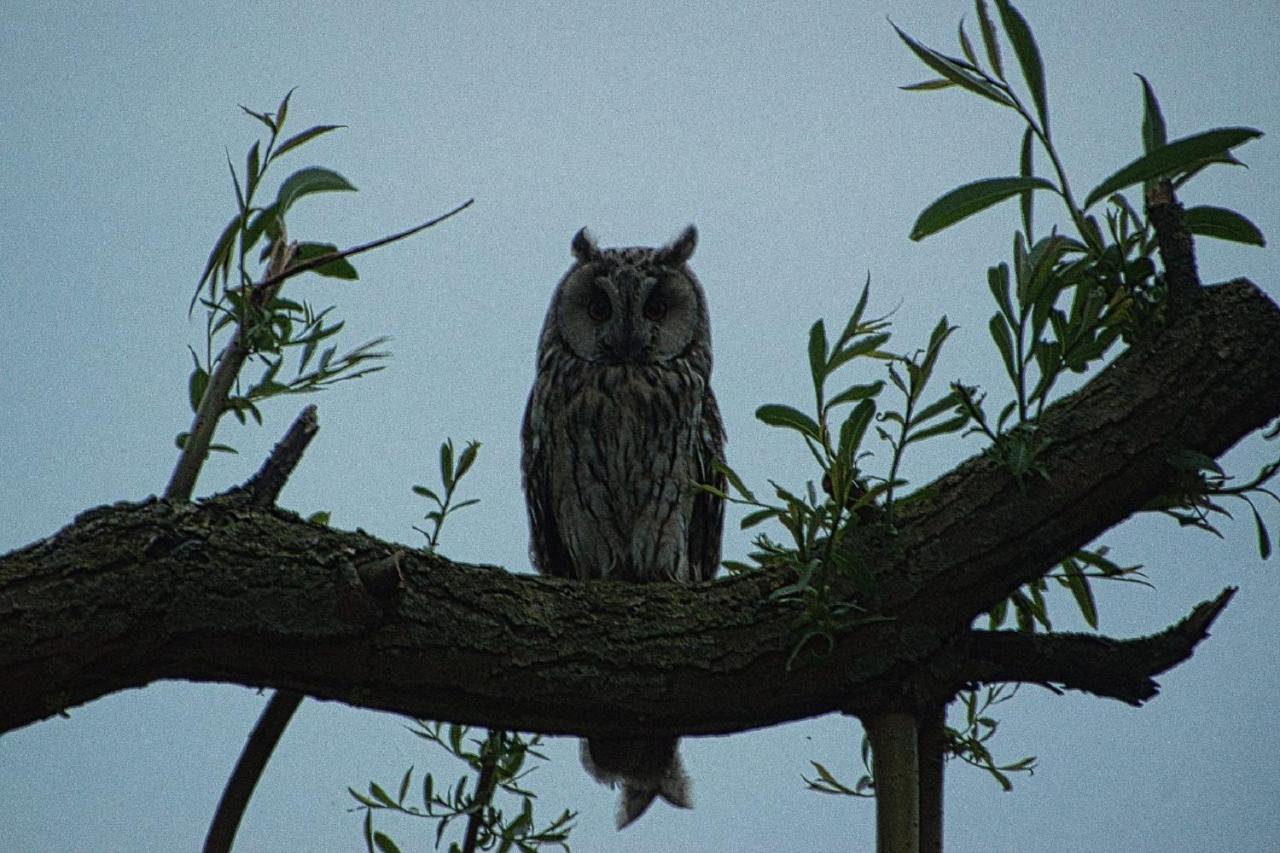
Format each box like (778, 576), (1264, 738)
(913, 388), (963, 424)
(714, 459), (756, 502)
(1182, 206), (1266, 247)
(911, 176), (1057, 241)
(808, 320), (829, 392)
(740, 508), (777, 530)
(369, 783), (397, 808)
(900, 78), (956, 92)
(1083, 127), (1263, 209)
(245, 140), (261, 197)
(307, 510), (331, 525)
(372, 832), (402, 853)
(1019, 127), (1035, 238)
(994, 0), (1048, 132)
(275, 166), (357, 214)
(397, 766), (412, 803)
(1249, 502), (1271, 560)
(828, 333), (893, 373)
(273, 124), (346, 161)
(188, 359), (209, 414)
(1060, 556), (1099, 629)
(756, 404), (822, 441)
(439, 440), (455, 489)
(1137, 73), (1167, 153)
(907, 414), (969, 445)
(837, 398), (876, 463)
(293, 241), (359, 279)
(989, 313), (1017, 383)
(455, 440), (482, 482)
(975, 0), (1004, 80)
(958, 19), (978, 66)
(275, 88), (296, 133)
(988, 263), (1014, 322)
(827, 380), (885, 409)
(194, 214), (241, 305)
(239, 104), (276, 132)
(892, 23), (1014, 108)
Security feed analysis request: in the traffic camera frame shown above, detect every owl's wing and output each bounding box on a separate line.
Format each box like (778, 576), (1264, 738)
(688, 388), (726, 583)
(521, 390), (576, 578)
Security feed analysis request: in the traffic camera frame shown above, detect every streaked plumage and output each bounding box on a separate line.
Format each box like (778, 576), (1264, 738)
(521, 225), (725, 827)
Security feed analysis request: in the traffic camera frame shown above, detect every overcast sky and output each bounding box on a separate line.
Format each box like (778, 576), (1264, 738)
(2, 2), (1278, 851)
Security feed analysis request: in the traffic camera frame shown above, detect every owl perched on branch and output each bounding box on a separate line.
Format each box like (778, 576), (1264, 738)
(521, 225), (726, 827)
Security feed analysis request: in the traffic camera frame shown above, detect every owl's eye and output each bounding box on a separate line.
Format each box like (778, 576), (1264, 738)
(587, 289), (612, 323)
(643, 293), (668, 321)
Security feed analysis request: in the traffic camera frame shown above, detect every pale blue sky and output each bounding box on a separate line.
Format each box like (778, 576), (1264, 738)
(2, 2), (1278, 851)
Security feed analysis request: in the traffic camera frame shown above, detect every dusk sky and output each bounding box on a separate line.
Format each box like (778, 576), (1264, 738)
(2, 2), (1278, 851)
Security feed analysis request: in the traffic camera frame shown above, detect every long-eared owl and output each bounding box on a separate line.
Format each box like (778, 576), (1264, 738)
(520, 225), (726, 827)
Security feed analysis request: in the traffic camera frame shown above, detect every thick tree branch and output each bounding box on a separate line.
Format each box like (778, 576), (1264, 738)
(2, 280), (1279, 738)
(928, 587), (1236, 706)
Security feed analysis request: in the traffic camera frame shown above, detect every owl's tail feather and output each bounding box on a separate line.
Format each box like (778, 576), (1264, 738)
(580, 737), (693, 829)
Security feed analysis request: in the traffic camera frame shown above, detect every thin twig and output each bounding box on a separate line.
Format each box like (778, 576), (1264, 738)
(255, 198), (475, 291)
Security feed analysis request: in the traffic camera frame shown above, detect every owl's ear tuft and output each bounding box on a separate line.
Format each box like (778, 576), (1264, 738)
(659, 225), (698, 266)
(571, 227), (600, 262)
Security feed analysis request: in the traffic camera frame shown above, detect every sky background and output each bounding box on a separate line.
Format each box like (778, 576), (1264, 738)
(2, 2), (1278, 851)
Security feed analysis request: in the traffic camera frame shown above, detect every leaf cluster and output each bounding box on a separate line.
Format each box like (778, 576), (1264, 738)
(351, 723), (575, 853)
(413, 439), (483, 552)
(180, 91), (387, 455)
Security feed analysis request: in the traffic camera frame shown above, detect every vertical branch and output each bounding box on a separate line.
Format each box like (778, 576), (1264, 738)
(916, 704), (946, 853)
(461, 730), (505, 853)
(203, 406), (319, 853)
(867, 712), (920, 853)
(1145, 178), (1201, 310)
(165, 240), (297, 502)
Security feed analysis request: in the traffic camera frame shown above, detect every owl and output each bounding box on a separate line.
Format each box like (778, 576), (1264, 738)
(521, 225), (726, 828)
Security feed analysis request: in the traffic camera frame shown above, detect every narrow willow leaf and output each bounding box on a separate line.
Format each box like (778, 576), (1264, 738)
(239, 104), (276, 132)
(275, 87), (296, 132)
(989, 313), (1017, 383)
(828, 333), (893, 373)
(756, 404), (822, 440)
(913, 389), (963, 424)
(911, 176), (1057, 241)
(900, 78), (956, 92)
(293, 241), (359, 279)
(714, 458), (756, 502)
(740, 508), (777, 530)
(372, 832), (402, 853)
(808, 320), (829, 391)
(245, 140), (261, 198)
(1083, 127), (1263, 209)
(828, 380), (885, 409)
(958, 19), (978, 66)
(272, 124), (346, 161)
(993, 0), (1048, 132)
(1019, 127), (1035, 238)
(892, 23), (1013, 108)
(195, 214), (241, 297)
(975, 0), (1004, 80)
(439, 440), (455, 489)
(1137, 73), (1167, 153)
(907, 414), (969, 445)
(838, 275), (873, 347)
(837, 399), (876, 464)
(988, 262), (1014, 322)
(276, 166), (358, 214)
(1060, 557), (1099, 629)
(1182, 205), (1266, 247)
(1249, 503), (1271, 560)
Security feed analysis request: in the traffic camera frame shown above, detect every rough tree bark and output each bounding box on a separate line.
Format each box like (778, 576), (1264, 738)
(3, 279), (1277, 744)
